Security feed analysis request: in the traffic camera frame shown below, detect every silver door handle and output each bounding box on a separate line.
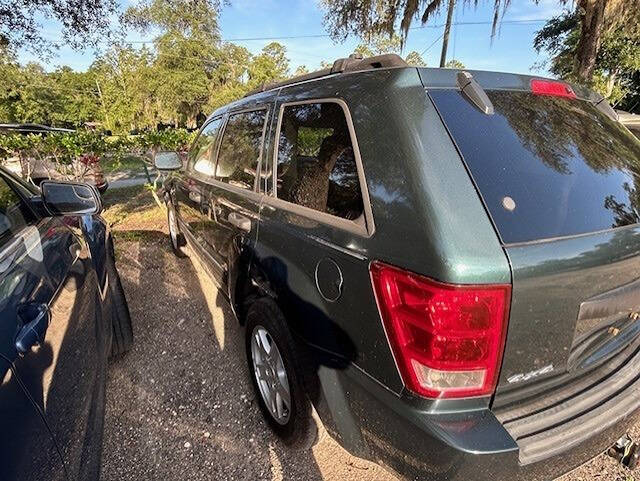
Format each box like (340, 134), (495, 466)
(228, 212), (251, 233)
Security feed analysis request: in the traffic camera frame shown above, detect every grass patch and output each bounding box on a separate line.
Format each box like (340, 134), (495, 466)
(103, 184), (164, 228)
(113, 230), (146, 242)
(102, 154), (148, 174)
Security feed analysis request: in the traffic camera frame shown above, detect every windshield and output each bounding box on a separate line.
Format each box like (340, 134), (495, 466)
(430, 89), (640, 244)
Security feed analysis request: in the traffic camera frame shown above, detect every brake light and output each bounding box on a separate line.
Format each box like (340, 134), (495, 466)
(530, 79), (576, 99)
(370, 262), (511, 399)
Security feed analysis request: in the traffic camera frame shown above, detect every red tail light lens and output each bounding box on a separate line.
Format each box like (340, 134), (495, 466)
(370, 262), (511, 399)
(530, 79), (576, 99)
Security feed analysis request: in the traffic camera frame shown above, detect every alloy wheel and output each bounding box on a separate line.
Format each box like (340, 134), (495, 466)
(250, 325), (291, 425)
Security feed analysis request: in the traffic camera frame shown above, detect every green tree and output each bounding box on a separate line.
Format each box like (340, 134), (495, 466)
(571, 0), (639, 81)
(445, 59), (465, 68)
(534, 12), (640, 108)
(124, 0), (223, 128)
(293, 65), (310, 76)
(248, 42), (290, 87)
(0, 0), (118, 54)
(354, 33), (425, 65)
(322, 0), (510, 44)
(405, 51), (426, 66)
(206, 42), (252, 112)
(90, 44), (157, 132)
(49, 67), (101, 127)
(322, 0), (640, 82)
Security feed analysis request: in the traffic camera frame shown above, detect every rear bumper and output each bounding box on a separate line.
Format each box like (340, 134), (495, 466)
(318, 364), (640, 481)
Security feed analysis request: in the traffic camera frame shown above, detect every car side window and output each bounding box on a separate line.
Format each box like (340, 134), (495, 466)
(190, 118), (223, 176)
(0, 177), (33, 248)
(276, 101), (364, 221)
(215, 109), (267, 190)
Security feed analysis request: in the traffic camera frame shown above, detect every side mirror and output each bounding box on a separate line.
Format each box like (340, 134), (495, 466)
(40, 181), (102, 216)
(154, 151), (182, 171)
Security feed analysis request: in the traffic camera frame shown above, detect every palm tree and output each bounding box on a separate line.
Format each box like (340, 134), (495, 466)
(322, 0), (640, 82)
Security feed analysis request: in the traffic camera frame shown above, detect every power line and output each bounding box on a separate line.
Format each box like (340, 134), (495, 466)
(40, 18), (551, 45)
(420, 33), (445, 56)
(16, 17), (553, 82)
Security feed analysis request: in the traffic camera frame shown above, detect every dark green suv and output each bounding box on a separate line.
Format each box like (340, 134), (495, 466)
(157, 54), (640, 481)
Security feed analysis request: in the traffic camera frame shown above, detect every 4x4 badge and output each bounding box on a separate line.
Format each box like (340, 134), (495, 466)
(507, 364), (554, 384)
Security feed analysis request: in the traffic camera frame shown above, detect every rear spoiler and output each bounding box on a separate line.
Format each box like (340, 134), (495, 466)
(419, 68), (619, 121)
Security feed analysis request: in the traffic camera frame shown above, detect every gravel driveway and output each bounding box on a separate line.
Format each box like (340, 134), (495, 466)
(100, 186), (638, 481)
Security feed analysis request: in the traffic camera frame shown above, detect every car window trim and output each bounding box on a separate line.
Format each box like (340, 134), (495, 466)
(184, 175), (263, 203)
(0, 170), (39, 221)
(213, 106), (269, 192)
(269, 97), (375, 238)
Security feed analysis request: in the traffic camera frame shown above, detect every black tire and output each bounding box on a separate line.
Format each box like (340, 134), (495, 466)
(245, 298), (317, 449)
(166, 201), (187, 258)
(108, 241), (133, 358)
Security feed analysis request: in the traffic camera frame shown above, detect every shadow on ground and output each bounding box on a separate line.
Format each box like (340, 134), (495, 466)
(100, 187), (392, 481)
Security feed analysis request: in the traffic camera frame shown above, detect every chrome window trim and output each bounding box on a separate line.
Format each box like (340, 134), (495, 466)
(188, 174), (263, 204)
(270, 98), (375, 238)
(214, 106), (269, 193)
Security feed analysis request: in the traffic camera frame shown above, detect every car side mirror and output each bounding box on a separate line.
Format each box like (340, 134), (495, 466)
(154, 151), (182, 171)
(40, 181), (102, 216)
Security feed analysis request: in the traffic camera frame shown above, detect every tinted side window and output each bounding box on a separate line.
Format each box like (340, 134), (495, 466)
(0, 178), (33, 246)
(276, 102), (363, 221)
(190, 118), (222, 176)
(216, 110), (267, 190)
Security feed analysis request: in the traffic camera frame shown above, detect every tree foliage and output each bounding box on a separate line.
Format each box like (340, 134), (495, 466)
(322, 0), (512, 45)
(572, 0), (640, 80)
(354, 34), (425, 65)
(0, 0), (118, 54)
(535, 11), (640, 110)
(445, 59), (465, 68)
(0, 129), (196, 175)
(0, 0), (296, 134)
(322, 0), (639, 84)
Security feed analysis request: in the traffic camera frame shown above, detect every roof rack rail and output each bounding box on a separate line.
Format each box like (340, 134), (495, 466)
(243, 53), (408, 97)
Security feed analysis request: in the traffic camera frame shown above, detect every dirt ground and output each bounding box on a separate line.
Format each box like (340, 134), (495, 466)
(100, 186), (638, 481)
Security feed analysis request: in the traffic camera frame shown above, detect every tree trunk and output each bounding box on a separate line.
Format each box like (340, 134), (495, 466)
(439, 0), (456, 67)
(574, 0), (608, 82)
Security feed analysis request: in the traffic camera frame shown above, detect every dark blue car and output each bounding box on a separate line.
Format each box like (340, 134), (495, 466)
(0, 168), (132, 481)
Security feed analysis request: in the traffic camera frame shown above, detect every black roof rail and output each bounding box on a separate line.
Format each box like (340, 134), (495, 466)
(243, 53), (408, 97)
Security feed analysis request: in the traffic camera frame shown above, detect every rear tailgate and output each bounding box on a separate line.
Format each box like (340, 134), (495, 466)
(424, 70), (640, 460)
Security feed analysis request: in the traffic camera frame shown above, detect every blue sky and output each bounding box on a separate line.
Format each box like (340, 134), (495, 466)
(18, 0), (570, 75)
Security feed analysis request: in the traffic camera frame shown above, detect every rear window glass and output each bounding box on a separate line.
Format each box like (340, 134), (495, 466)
(430, 89), (640, 243)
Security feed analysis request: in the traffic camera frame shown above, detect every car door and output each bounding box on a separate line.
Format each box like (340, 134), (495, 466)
(251, 96), (383, 375)
(174, 116), (226, 283)
(207, 106), (269, 295)
(0, 172), (108, 481)
(0, 178), (66, 481)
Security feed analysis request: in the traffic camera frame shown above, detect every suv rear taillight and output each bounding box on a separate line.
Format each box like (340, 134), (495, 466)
(370, 262), (511, 399)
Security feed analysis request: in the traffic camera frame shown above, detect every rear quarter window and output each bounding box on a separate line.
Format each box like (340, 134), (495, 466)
(276, 101), (364, 222)
(430, 89), (640, 244)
